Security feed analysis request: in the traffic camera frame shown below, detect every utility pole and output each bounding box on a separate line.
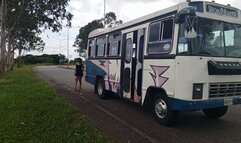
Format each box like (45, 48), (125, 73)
(65, 25), (80, 67)
(104, 0), (106, 28)
(59, 39), (66, 65)
(67, 25), (69, 68)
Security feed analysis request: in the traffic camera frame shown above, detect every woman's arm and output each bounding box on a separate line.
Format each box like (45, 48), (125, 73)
(82, 64), (84, 71)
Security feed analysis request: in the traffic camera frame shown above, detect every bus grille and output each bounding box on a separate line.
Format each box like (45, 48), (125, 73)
(209, 82), (241, 98)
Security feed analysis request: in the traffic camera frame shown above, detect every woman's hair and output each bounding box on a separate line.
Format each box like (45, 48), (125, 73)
(76, 58), (82, 63)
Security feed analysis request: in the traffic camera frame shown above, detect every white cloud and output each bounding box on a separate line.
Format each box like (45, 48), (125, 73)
(119, 1), (176, 21)
(230, 0), (241, 9)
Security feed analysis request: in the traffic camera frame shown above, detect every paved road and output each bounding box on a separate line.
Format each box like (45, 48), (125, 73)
(34, 66), (241, 143)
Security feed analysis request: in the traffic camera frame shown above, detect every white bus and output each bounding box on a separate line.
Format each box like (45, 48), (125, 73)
(85, 1), (241, 126)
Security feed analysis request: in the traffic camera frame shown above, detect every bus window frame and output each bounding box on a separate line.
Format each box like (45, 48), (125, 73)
(147, 18), (174, 55)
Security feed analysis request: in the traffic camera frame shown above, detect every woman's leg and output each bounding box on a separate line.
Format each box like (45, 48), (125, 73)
(75, 76), (78, 91)
(78, 77), (82, 90)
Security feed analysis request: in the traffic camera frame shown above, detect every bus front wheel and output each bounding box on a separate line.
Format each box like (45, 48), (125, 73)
(153, 94), (177, 126)
(203, 106), (228, 119)
(96, 79), (107, 99)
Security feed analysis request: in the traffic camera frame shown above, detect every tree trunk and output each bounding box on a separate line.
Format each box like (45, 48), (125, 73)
(0, 0), (7, 72)
(6, 34), (14, 72)
(6, 50), (14, 71)
(17, 49), (22, 68)
(10, 50), (14, 71)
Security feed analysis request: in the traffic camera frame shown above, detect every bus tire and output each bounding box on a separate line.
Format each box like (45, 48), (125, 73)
(203, 106), (228, 119)
(96, 78), (107, 99)
(153, 94), (177, 126)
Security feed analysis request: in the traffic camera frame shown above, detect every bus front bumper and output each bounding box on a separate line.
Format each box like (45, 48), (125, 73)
(169, 96), (241, 111)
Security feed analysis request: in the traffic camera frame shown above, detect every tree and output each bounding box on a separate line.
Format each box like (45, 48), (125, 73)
(0, 0), (73, 72)
(103, 12), (123, 28)
(20, 54), (66, 65)
(74, 20), (103, 53)
(73, 12), (122, 53)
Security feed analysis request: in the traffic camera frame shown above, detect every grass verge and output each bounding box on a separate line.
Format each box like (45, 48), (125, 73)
(0, 65), (110, 143)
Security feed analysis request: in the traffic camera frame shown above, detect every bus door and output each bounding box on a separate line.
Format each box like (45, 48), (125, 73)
(121, 29), (145, 103)
(134, 29), (145, 103)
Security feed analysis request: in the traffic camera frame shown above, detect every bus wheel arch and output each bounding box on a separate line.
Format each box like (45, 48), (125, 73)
(203, 106), (228, 119)
(94, 75), (102, 93)
(95, 76), (108, 99)
(144, 87), (178, 126)
(144, 87), (167, 109)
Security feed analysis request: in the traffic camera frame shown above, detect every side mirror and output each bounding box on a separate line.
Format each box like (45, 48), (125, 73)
(174, 6), (196, 24)
(175, 7), (198, 39)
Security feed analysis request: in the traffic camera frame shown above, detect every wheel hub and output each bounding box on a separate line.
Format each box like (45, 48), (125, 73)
(154, 99), (168, 119)
(98, 82), (103, 95)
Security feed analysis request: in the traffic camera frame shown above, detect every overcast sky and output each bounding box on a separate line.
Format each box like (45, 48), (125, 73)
(28, 0), (241, 60)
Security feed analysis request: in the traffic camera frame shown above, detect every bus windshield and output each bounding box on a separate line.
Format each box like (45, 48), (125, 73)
(178, 18), (241, 58)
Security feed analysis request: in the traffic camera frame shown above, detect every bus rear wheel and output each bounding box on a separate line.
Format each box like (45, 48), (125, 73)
(96, 78), (107, 99)
(153, 94), (177, 126)
(203, 106), (228, 119)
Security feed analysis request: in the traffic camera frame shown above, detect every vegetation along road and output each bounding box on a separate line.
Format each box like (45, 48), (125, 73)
(34, 66), (241, 143)
(0, 66), (110, 143)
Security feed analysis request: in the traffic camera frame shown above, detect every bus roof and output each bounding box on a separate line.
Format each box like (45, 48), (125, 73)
(89, 3), (180, 38)
(88, 1), (241, 38)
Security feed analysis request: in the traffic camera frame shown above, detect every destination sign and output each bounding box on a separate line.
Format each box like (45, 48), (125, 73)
(206, 4), (238, 18)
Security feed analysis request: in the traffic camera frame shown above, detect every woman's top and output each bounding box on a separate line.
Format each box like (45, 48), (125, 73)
(75, 62), (83, 77)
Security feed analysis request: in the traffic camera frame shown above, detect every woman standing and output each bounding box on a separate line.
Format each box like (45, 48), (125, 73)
(75, 58), (84, 91)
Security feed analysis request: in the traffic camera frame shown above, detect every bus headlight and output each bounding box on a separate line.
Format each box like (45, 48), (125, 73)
(192, 83), (203, 99)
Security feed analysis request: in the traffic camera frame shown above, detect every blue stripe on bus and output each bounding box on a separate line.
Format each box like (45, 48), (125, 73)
(85, 76), (96, 85)
(169, 97), (241, 111)
(85, 60), (107, 84)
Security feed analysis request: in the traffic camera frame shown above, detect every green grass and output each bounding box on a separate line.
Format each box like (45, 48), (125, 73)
(0, 66), (110, 143)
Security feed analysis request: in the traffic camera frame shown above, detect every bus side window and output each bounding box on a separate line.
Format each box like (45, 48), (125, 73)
(88, 39), (95, 57)
(162, 19), (173, 41)
(149, 22), (161, 42)
(96, 44), (105, 57)
(148, 19), (173, 54)
(107, 33), (121, 57)
(108, 41), (119, 56)
(96, 38), (106, 57)
(126, 39), (133, 63)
